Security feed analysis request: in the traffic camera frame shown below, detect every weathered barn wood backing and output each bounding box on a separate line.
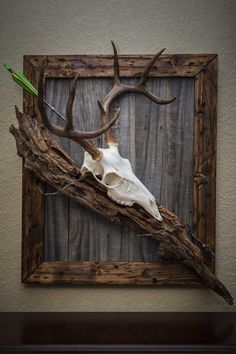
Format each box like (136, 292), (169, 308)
(20, 53), (217, 286)
(44, 77), (194, 262)
(44, 79), (70, 261)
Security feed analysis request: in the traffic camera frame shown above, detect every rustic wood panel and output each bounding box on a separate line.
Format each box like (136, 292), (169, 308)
(69, 78), (120, 262)
(44, 79), (70, 261)
(68, 78), (141, 262)
(22, 57), (44, 281)
(44, 76), (194, 263)
(27, 261), (201, 285)
(193, 57), (217, 270)
(135, 77), (194, 224)
(27, 54), (216, 78)
(116, 81), (154, 262)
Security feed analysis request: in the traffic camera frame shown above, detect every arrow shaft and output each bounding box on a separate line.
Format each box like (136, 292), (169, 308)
(43, 99), (66, 122)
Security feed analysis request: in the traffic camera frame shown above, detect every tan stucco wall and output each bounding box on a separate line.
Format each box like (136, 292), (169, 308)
(0, 0), (235, 311)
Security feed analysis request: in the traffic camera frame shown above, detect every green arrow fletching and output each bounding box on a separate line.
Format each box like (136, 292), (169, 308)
(12, 71), (38, 96)
(3, 63), (65, 122)
(3, 64), (38, 96)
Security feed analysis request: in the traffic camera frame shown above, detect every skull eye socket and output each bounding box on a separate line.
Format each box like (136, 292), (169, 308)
(103, 172), (121, 187)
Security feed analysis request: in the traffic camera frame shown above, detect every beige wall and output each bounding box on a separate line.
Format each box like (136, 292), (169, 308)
(0, 0), (235, 311)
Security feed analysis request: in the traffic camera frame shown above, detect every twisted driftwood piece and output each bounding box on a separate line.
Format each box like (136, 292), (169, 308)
(10, 107), (233, 305)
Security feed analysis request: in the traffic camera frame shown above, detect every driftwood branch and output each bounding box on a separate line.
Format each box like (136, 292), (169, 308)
(10, 107), (233, 305)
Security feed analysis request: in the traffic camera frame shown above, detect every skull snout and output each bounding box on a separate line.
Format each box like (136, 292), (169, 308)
(81, 147), (162, 220)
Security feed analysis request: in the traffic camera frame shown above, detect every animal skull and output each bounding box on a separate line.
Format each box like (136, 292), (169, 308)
(81, 144), (163, 221)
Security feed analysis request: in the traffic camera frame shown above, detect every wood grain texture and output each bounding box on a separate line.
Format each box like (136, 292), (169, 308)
(22, 57), (44, 281)
(44, 79), (71, 261)
(68, 78), (122, 262)
(44, 77), (194, 263)
(26, 54), (216, 78)
(69, 78), (146, 262)
(135, 77), (194, 225)
(28, 261), (201, 285)
(193, 57), (217, 271)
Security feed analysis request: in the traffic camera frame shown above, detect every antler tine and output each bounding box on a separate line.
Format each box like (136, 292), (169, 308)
(99, 43), (176, 146)
(137, 48), (166, 86)
(37, 57), (120, 160)
(135, 47), (176, 105)
(98, 100), (120, 145)
(66, 72), (80, 131)
(111, 40), (121, 86)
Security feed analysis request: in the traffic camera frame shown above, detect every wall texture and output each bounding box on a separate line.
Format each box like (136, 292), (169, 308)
(0, 0), (235, 311)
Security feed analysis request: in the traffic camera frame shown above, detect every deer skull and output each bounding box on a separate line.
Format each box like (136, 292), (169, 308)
(81, 144), (163, 221)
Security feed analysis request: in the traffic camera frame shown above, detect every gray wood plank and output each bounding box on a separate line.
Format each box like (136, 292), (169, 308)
(135, 77), (194, 225)
(112, 80), (137, 262)
(44, 79), (70, 261)
(116, 79), (159, 262)
(44, 77), (194, 262)
(69, 78), (125, 261)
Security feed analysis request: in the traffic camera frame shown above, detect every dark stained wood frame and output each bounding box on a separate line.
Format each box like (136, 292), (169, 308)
(22, 53), (217, 285)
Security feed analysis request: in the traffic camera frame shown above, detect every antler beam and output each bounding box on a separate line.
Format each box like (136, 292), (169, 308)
(37, 57), (120, 160)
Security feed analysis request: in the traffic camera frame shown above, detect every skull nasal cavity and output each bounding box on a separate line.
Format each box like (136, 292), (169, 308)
(103, 172), (121, 187)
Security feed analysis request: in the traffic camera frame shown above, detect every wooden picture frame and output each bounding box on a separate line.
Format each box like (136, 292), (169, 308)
(22, 52), (217, 285)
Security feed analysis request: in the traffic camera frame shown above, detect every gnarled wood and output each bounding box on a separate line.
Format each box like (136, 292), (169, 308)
(10, 107), (233, 305)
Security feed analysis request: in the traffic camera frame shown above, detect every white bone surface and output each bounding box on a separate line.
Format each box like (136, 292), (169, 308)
(81, 145), (163, 221)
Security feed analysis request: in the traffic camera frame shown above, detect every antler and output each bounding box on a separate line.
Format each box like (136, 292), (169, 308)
(38, 46), (175, 155)
(98, 42), (176, 145)
(37, 57), (120, 160)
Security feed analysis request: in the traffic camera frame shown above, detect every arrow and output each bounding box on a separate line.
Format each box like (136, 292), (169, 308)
(3, 64), (65, 122)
